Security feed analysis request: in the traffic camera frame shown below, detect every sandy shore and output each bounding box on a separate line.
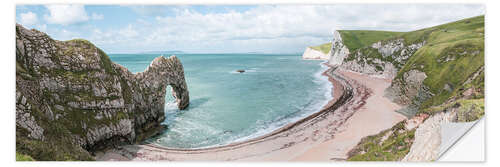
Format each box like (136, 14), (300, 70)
(96, 66), (405, 161)
(292, 69), (406, 160)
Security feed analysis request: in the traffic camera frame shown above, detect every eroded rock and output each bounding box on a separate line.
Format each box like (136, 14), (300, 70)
(337, 38), (424, 79)
(328, 30), (350, 66)
(15, 24), (189, 160)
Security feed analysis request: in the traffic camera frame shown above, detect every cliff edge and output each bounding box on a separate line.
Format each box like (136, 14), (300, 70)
(15, 24), (189, 160)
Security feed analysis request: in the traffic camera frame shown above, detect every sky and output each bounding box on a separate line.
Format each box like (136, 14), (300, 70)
(16, 4), (485, 54)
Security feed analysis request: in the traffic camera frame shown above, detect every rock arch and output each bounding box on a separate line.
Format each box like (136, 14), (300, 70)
(135, 56), (190, 110)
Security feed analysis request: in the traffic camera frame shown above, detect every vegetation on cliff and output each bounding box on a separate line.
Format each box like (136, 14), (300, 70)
(16, 152), (35, 161)
(347, 121), (415, 161)
(16, 24), (189, 161)
(396, 15), (484, 110)
(343, 15), (484, 161)
(338, 30), (403, 51)
(310, 42), (332, 54)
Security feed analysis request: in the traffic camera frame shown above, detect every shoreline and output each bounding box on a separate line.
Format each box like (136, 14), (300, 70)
(141, 62), (348, 152)
(96, 63), (404, 161)
(292, 69), (407, 160)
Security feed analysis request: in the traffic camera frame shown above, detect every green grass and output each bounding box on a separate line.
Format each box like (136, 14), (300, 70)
(338, 30), (403, 51)
(421, 98), (484, 122)
(16, 152), (34, 161)
(456, 98), (484, 122)
(395, 15), (484, 110)
(310, 42), (332, 54)
(346, 15), (484, 161)
(63, 39), (116, 74)
(347, 121), (415, 161)
(400, 16), (484, 46)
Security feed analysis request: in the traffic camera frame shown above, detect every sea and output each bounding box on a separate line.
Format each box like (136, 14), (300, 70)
(109, 53), (332, 149)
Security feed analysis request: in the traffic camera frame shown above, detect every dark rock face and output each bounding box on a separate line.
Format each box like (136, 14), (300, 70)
(15, 24), (189, 160)
(384, 70), (434, 117)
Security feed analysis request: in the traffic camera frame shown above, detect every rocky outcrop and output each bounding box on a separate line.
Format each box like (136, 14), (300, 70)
(339, 38), (424, 79)
(371, 39), (425, 66)
(325, 34), (427, 116)
(385, 70), (433, 117)
(15, 24), (189, 160)
(302, 47), (331, 60)
(328, 31), (349, 66)
(402, 111), (455, 161)
(400, 95), (483, 162)
(340, 52), (398, 79)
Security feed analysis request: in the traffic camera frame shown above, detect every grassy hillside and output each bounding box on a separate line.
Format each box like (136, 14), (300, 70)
(347, 121), (415, 161)
(395, 15), (484, 110)
(310, 42), (332, 54)
(308, 30), (402, 55)
(338, 30), (403, 51)
(346, 15), (484, 161)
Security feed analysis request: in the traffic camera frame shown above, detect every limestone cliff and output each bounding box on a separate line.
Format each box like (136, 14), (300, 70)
(338, 38), (424, 79)
(15, 24), (189, 160)
(325, 30), (427, 117)
(302, 47), (331, 60)
(328, 30), (349, 66)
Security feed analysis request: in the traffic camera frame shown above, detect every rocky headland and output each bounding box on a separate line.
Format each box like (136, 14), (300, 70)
(16, 15), (484, 161)
(16, 24), (189, 160)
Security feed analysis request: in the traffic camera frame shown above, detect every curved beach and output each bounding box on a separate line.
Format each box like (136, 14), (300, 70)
(96, 64), (406, 161)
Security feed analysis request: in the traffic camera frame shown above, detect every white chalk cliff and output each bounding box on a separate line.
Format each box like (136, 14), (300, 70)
(302, 47), (331, 60)
(328, 31), (350, 66)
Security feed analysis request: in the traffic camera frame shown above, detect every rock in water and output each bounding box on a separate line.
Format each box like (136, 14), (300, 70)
(15, 24), (189, 160)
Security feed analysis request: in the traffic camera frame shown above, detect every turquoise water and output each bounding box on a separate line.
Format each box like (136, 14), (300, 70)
(109, 54), (332, 148)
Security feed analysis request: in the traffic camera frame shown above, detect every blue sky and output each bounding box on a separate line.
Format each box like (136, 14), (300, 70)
(16, 4), (485, 54)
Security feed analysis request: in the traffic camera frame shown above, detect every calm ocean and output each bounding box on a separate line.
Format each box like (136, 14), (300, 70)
(109, 54), (332, 148)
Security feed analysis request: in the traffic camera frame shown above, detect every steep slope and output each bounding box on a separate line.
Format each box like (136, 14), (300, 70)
(338, 15), (484, 161)
(303, 30), (401, 60)
(16, 24), (190, 160)
(328, 30), (404, 71)
(387, 15), (484, 116)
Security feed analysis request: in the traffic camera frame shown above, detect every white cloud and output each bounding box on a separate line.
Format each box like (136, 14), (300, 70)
(44, 5), (89, 25)
(118, 25), (139, 38)
(59, 4), (486, 53)
(91, 13), (104, 20)
(139, 4), (484, 53)
(19, 12), (38, 26)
